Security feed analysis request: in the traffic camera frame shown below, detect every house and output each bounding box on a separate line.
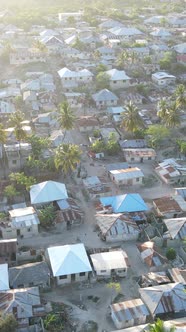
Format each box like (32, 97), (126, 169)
(0, 101), (15, 117)
(155, 159), (186, 185)
(100, 127), (120, 142)
(0, 263), (9, 290)
(46, 243), (92, 285)
(109, 167), (144, 187)
(92, 89), (118, 109)
(163, 217), (186, 240)
(39, 29), (59, 38)
(137, 242), (168, 271)
(21, 79), (40, 92)
(83, 176), (111, 198)
(119, 139), (148, 150)
(107, 106), (126, 123)
(152, 72), (176, 86)
(96, 213), (140, 242)
(64, 92), (84, 108)
(8, 206), (40, 238)
(175, 187), (186, 201)
(97, 46), (115, 57)
(106, 69), (131, 89)
(0, 87), (21, 103)
(58, 67), (93, 88)
(105, 162), (129, 174)
(55, 198), (84, 228)
(9, 261), (50, 288)
(23, 90), (37, 104)
(168, 268), (186, 286)
(150, 28), (172, 39)
(4, 143), (32, 170)
(40, 36), (64, 53)
(173, 43), (186, 64)
(0, 239), (17, 264)
(153, 195), (186, 218)
(110, 299), (150, 330)
(123, 148), (156, 163)
(90, 249), (128, 279)
(77, 116), (100, 132)
(139, 283), (186, 318)
(0, 287), (45, 329)
(58, 10), (84, 22)
(138, 271), (171, 288)
(99, 193), (148, 214)
(109, 27), (143, 41)
(10, 49), (46, 65)
(30, 180), (68, 205)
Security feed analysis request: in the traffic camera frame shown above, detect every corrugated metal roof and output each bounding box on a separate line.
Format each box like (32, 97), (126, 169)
(110, 299), (149, 322)
(164, 218), (186, 239)
(119, 139), (147, 149)
(96, 213), (139, 236)
(106, 162), (129, 171)
(168, 268), (186, 285)
(139, 283), (186, 315)
(110, 167), (144, 180)
(100, 194), (148, 213)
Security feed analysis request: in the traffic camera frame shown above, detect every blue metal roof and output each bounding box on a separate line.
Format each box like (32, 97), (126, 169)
(100, 194), (148, 213)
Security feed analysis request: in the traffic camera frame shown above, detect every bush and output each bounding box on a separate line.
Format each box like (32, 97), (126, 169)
(166, 248), (176, 261)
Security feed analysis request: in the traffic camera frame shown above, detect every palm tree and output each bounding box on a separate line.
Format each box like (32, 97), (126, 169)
(116, 50), (129, 68)
(148, 318), (175, 332)
(57, 101), (75, 141)
(54, 143), (81, 175)
(9, 111), (27, 169)
(0, 124), (7, 178)
(157, 99), (168, 120)
(175, 84), (186, 109)
(165, 101), (180, 128)
(121, 101), (144, 133)
(32, 40), (47, 52)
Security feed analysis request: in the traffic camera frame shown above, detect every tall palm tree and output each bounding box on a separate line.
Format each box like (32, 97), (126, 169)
(54, 143), (81, 175)
(116, 50), (129, 68)
(0, 124), (7, 178)
(165, 101), (180, 128)
(9, 111), (27, 169)
(157, 99), (168, 120)
(32, 40), (47, 52)
(148, 318), (175, 332)
(57, 101), (75, 141)
(121, 101), (144, 133)
(175, 84), (186, 109)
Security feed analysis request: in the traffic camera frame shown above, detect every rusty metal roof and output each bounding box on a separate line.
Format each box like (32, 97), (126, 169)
(110, 298), (150, 322)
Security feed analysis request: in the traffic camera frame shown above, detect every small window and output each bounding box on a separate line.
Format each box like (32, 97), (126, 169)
(79, 272), (85, 276)
(123, 80), (126, 83)
(12, 160), (17, 164)
(59, 275), (67, 279)
(148, 157), (151, 160)
(113, 81), (117, 84)
(111, 100), (114, 103)
(27, 228), (31, 232)
(131, 158), (134, 161)
(136, 178), (140, 182)
(101, 270), (106, 273)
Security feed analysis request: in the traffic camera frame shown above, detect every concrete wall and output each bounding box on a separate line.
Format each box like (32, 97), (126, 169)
(112, 175), (143, 186)
(56, 271), (89, 285)
(2, 227), (17, 239)
(95, 100), (117, 109)
(19, 224), (39, 238)
(111, 310), (147, 329)
(125, 155), (156, 163)
(106, 232), (139, 242)
(110, 80), (130, 90)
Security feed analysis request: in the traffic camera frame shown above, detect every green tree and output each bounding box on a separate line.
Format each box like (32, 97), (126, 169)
(67, 16), (76, 26)
(9, 172), (36, 192)
(72, 37), (85, 51)
(143, 56), (152, 64)
(157, 99), (168, 120)
(0, 314), (18, 332)
(91, 140), (106, 153)
(116, 50), (129, 68)
(14, 96), (24, 110)
(166, 248), (176, 261)
(177, 140), (186, 156)
(44, 313), (63, 332)
(106, 133), (120, 156)
(0, 123), (7, 178)
(57, 101), (75, 141)
(121, 101), (143, 133)
(159, 51), (176, 70)
(54, 143), (81, 175)
(9, 111), (27, 168)
(146, 124), (170, 148)
(174, 84), (186, 109)
(39, 204), (57, 229)
(96, 63), (107, 74)
(165, 101), (180, 128)
(96, 72), (110, 90)
(32, 39), (47, 52)
(27, 135), (50, 160)
(4, 185), (20, 204)
(148, 318), (175, 332)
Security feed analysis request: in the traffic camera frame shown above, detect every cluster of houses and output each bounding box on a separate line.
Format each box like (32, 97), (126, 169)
(0, 4), (186, 332)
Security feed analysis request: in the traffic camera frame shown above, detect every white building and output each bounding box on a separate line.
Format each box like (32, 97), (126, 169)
(106, 69), (131, 89)
(0, 263), (9, 290)
(58, 67), (93, 88)
(152, 72), (176, 86)
(90, 250), (128, 279)
(46, 243), (92, 285)
(92, 89), (118, 109)
(109, 167), (144, 187)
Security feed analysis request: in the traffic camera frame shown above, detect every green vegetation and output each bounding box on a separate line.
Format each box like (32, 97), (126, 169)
(166, 248), (176, 261)
(54, 143), (81, 174)
(39, 204), (57, 229)
(57, 101), (76, 141)
(121, 101), (144, 133)
(96, 72), (110, 90)
(0, 314), (18, 332)
(148, 318), (175, 332)
(146, 125), (170, 148)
